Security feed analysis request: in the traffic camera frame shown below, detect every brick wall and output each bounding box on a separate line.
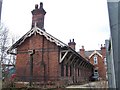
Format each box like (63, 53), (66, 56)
(16, 33), (60, 82)
(89, 54), (106, 80)
(15, 33), (93, 87)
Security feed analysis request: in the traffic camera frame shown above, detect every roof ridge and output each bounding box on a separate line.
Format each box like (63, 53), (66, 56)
(7, 27), (67, 53)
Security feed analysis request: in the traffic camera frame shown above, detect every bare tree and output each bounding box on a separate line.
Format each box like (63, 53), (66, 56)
(7, 36), (17, 66)
(0, 24), (17, 66)
(0, 23), (19, 88)
(0, 24), (9, 65)
(0, 24), (9, 87)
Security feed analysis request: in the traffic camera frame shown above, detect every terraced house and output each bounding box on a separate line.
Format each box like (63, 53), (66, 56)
(79, 45), (107, 80)
(7, 2), (94, 88)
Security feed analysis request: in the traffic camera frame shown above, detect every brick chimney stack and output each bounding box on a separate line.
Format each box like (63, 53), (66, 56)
(80, 46), (85, 58)
(101, 44), (106, 58)
(31, 2), (46, 30)
(68, 39), (76, 50)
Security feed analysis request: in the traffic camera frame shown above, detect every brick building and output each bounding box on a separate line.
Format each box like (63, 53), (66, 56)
(7, 2), (93, 87)
(79, 45), (107, 80)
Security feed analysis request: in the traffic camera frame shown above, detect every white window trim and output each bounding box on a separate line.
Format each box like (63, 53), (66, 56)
(104, 57), (107, 65)
(94, 69), (99, 76)
(94, 55), (98, 65)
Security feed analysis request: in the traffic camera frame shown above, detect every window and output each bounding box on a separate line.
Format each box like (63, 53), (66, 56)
(94, 69), (98, 76)
(104, 57), (107, 65)
(94, 55), (98, 64)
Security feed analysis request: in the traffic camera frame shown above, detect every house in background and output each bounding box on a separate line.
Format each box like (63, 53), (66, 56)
(79, 45), (107, 80)
(7, 2), (93, 88)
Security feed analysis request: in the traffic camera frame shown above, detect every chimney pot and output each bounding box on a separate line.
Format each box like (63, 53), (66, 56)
(40, 2), (43, 9)
(82, 46), (84, 49)
(104, 44), (105, 47)
(73, 39), (74, 42)
(35, 4), (38, 9)
(68, 39), (76, 50)
(80, 45), (85, 58)
(31, 2), (46, 29)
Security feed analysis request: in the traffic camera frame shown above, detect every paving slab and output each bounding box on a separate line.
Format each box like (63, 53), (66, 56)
(66, 81), (108, 88)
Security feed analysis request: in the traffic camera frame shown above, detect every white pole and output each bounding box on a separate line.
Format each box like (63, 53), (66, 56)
(0, 60), (2, 89)
(0, 0), (3, 89)
(0, 0), (2, 22)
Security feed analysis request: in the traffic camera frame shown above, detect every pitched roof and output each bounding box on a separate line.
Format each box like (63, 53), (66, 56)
(7, 26), (94, 67)
(7, 26), (67, 53)
(85, 50), (101, 57)
(88, 50), (102, 59)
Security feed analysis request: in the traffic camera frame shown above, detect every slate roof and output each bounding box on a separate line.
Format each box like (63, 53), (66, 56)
(85, 50), (101, 57)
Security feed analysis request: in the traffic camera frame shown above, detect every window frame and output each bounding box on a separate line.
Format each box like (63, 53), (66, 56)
(94, 55), (98, 65)
(104, 57), (107, 65)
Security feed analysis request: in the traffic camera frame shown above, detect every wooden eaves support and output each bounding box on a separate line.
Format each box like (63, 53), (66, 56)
(60, 46), (93, 68)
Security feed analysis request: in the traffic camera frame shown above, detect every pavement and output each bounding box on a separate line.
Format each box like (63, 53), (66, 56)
(66, 81), (108, 88)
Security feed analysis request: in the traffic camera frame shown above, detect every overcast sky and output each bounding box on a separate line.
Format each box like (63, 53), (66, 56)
(1, 0), (110, 51)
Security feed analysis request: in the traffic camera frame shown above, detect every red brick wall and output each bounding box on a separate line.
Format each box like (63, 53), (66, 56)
(89, 54), (106, 79)
(101, 47), (106, 58)
(79, 49), (85, 58)
(79, 46), (85, 58)
(15, 33), (94, 87)
(16, 33), (60, 81)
